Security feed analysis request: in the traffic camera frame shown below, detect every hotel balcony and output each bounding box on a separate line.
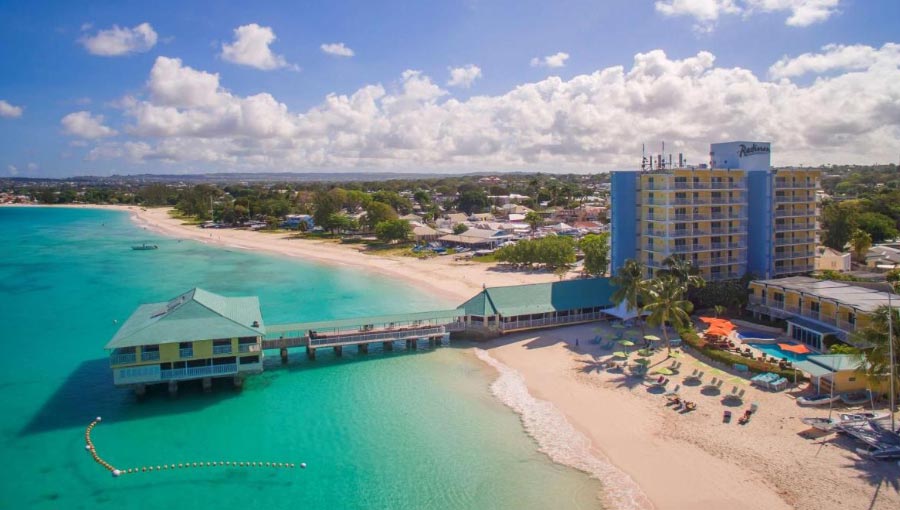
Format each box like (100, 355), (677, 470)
(109, 352), (136, 366)
(179, 348), (194, 359)
(836, 319), (856, 332)
(775, 223), (816, 232)
(707, 196), (747, 206)
(775, 181), (817, 189)
(775, 250), (814, 260)
(775, 195), (815, 204)
(141, 351), (160, 362)
(238, 343), (261, 353)
(775, 237), (814, 246)
(775, 209), (815, 218)
(213, 344), (233, 355)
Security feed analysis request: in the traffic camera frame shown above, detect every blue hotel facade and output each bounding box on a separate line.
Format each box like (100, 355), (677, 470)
(610, 142), (819, 281)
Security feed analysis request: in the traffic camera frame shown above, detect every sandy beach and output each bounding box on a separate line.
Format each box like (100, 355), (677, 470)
(10, 204), (899, 509)
(118, 205), (558, 303)
(482, 324), (900, 510)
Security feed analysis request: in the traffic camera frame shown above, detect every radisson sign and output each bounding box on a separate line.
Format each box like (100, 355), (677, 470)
(738, 143), (770, 158)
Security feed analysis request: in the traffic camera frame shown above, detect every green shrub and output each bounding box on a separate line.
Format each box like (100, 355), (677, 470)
(679, 327), (805, 381)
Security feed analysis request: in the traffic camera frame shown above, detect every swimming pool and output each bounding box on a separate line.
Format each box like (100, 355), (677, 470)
(737, 330), (778, 341)
(748, 342), (809, 362)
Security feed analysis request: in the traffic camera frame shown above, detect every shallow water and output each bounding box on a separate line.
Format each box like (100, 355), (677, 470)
(0, 207), (602, 509)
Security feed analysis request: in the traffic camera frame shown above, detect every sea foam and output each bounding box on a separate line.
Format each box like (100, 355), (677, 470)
(474, 348), (654, 510)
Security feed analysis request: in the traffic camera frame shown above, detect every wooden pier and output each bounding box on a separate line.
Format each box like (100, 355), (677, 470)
(262, 309), (464, 360)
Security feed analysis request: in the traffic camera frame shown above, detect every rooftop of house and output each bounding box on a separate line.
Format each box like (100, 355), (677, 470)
(752, 276), (898, 313)
(106, 288), (265, 349)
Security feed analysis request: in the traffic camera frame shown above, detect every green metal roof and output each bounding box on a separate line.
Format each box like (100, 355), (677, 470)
(266, 308), (464, 335)
(106, 288), (265, 349)
(458, 278), (616, 317)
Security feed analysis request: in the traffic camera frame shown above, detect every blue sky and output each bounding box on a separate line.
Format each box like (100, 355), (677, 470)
(1, 0), (899, 177)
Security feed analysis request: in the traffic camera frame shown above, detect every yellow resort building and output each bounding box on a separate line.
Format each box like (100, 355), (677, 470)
(106, 288), (265, 395)
(610, 141), (820, 281)
(748, 276), (898, 351)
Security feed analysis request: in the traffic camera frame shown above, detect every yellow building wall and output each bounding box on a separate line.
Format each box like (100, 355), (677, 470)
(159, 343), (180, 363)
(193, 339), (213, 358)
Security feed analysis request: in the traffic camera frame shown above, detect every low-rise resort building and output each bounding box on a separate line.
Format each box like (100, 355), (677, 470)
(748, 276), (899, 351)
(106, 288), (265, 395)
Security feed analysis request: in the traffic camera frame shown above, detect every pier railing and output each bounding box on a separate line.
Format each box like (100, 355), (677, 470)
(499, 311), (605, 332)
(309, 326), (447, 347)
(160, 363), (238, 381)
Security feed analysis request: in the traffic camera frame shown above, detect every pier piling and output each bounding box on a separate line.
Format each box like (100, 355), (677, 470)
(202, 377), (212, 393)
(306, 346), (316, 360)
(167, 380), (178, 396)
(358, 343), (368, 354)
(280, 347), (288, 363)
(383, 341), (393, 351)
(334, 345), (343, 357)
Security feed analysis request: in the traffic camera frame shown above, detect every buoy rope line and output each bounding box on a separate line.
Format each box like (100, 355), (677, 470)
(85, 417), (307, 478)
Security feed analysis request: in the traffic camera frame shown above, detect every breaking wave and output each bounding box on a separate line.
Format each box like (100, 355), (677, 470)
(474, 348), (654, 510)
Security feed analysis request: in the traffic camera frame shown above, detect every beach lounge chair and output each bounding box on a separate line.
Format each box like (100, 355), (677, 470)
(723, 410), (732, 423)
(664, 384), (680, 397)
(770, 377), (788, 391)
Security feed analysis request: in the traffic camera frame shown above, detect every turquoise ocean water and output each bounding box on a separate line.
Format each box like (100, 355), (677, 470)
(0, 207), (601, 509)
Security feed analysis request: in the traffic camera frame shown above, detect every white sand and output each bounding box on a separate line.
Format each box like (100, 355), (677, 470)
(13, 204), (899, 509)
(483, 323), (900, 510)
(122, 206), (559, 302)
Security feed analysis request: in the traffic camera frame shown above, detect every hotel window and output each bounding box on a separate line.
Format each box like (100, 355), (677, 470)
(773, 293), (784, 303)
(810, 302), (820, 313)
(847, 313), (856, 325)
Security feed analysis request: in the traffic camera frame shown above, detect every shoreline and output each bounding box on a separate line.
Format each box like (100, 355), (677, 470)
(116, 204), (560, 303)
(9, 204), (899, 509)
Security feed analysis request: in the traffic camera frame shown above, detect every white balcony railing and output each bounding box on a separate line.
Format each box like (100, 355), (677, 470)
(213, 345), (233, 355)
(238, 343), (261, 353)
(160, 363), (238, 381)
(179, 348), (194, 359)
(141, 351), (160, 362)
(109, 352), (136, 366)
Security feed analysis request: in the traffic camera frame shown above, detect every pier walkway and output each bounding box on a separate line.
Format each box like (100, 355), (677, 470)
(263, 309), (465, 359)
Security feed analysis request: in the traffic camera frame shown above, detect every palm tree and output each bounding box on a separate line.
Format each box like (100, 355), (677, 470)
(643, 276), (695, 355)
(611, 259), (648, 337)
(849, 229), (872, 264)
(851, 304), (899, 412)
(524, 211), (543, 238)
(658, 255), (706, 292)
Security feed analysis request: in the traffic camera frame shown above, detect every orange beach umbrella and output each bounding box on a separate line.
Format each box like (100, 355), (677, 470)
(778, 343), (810, 354)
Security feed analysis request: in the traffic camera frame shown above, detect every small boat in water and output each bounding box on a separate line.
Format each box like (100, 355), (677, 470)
(797, 393), (841, 406)
(131, 243), (158, 251)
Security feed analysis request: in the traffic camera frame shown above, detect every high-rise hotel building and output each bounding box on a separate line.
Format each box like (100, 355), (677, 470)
(610, 142), (820, 282)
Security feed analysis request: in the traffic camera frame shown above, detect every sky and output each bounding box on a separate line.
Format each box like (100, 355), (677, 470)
(1, 0), (899, 177)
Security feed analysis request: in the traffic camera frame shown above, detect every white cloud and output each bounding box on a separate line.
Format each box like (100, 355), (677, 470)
(221, 24), (291, 70)
(27, 162), (38, 171)
(770, 43), (900, 79)
(320, 42), (355, 57)
(655, 0), (840, 30)
(0, 100), (23, 118)
(80, 22), (157, 56)
(530, 52), (569, 68)
(7, 165), (17, 176)
(61, 111), (117, 139)
(447, 65), (482, 88)
(746, 0), (841, 27)
(84, 46), (900, 171)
